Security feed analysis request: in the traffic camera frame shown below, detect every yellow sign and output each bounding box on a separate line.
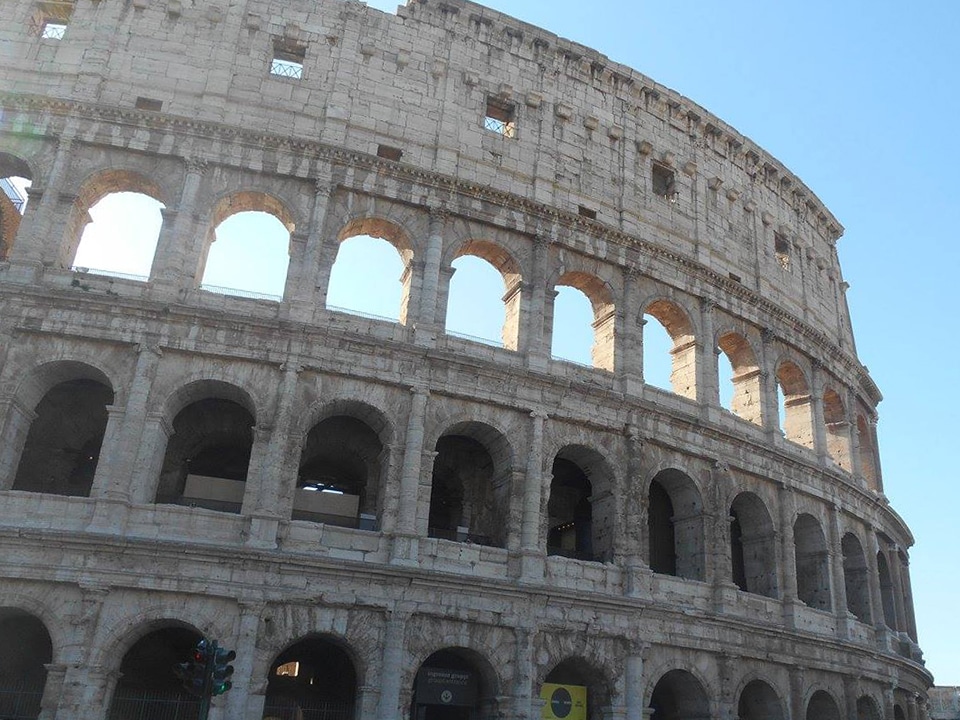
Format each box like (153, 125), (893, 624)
(540, 683), (587, 720)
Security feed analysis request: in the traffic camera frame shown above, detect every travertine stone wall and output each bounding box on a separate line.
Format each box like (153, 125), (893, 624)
(0, 1), (928, 719)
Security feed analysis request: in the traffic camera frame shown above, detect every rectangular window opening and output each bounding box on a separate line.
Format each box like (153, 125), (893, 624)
(135, 97), (163, 112)
(270, 42), (305, 79)
(729, 272), (742, 283)
(484, 97), (517, 138)
(578, 205), (597, 220)
(774, 232), (791, 270)
(652, 163), (676, 200)
(41, 20), (67, 39)
(377, 144), (403, 162)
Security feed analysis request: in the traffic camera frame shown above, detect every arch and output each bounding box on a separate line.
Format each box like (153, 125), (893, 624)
(0, 607), (52, 718)
(823, 386), (851, 470)
(644, 298), (697, 400)
(0, 151), (33, 259)
(717, 331), (762, 425)
(155, 382), (257, 513)
(806, 690), (842, 720)
(62, 168), (167, 272)
(841, 532), (872, 623)
(776, 359), (814, 449)
(263, 634), (359, 720)
(729, 492), (779, 598)
(446, 239), (523, 350)
(648, 669), (710, 720)
(198, 190), (296, 300)
(328, 216), (414, 324)
(428, 420), (514, 548)
(554, 271), (616, 371)
(647, 468), (705, 581)
(856, 412), (879, 490)
(857, 695), (883, 720)
(738, 679), (785, 720)
(410, 647), (501, 720)
(543, 656), (615, 720)
(794, 513), (832, 610)
(108, 623), (204, 719)
(894, 704), (907, 720)
(877, 550), (898, 629)
(161, 378), (258, 425)
(547, 445), (617, 563)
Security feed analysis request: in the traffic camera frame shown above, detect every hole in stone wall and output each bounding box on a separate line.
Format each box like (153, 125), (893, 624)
(445, 255), (508, 348)
(483, 97), (516, 138)
(270, 40), (305, 79)
(652, 163), (676, 200)
(551, 286), (594, 366)
(642, 314), (673, 391)
(327, 235), (406, 322)
(73, 192), (164, 280)
(201, 211), (290, 301)
(376, 144), (403, 161)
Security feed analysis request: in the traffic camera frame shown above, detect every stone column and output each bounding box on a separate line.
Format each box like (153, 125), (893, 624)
(149, 157), (206, 299)
(842, 676), (859, 720)
(91, 343), (162, 502)
(413, 208), (446, 346)
(810, 361), (830, 465)
(867, 416), (885, 493)
(828, 503), (852, 636)
(624, 429), (651, 599)
(624, 644), (647, 720)
(866, 530), (892, 650)
(886, 545), (909, 639)
(619, 269), (643, 396)
(10, 135), (74, 270)
(710, 463), (740, 614)
(716, 654), (738, 720)
(525, 235), (552, 370)
(378, 609), (408, 720)
(285, 175), (335, 322)
(512, 627), (536, 720)
(37, 663), (66, 720)
(0, 397), (36, 489)
(391, 387), (429, 563)
(279, 231), (309, 308)
(884, 687), (897, 720)
(789, 665), (805, 720)
(907, 695), (919, 720)
(225, 601), (264, 720)
(759, 328), (780, 440)
(779, 484), (800, 626)
(73, 666), (121, 720)
(84, 404), (130, 532)
(698, 298), (719, 411)
(519, 411), (547, 581)
(845, 387), (863, 479)
(898, 552), (919, 642)
(242, 425), (274, 543)
(128, 412), (172, 504)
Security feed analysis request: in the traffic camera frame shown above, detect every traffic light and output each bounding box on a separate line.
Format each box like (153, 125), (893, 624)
(211, 645), (236, 696)
(173, 639), (209, 697)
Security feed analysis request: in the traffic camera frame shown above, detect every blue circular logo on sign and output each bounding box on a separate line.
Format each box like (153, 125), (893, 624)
(551, 687), (573, 718)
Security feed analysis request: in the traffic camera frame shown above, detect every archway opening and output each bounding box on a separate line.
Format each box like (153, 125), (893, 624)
(263, 636), (357, 720)
(155, 397), (255, 513)
(73, 192), (164, 279)
(647, 469), (704, 580)
(643, 300), (696, 400)
(794, 513), (832, 610)
(842, 533), (872, 623)
(729, 493), (778, 598)
(776, 361), (814, 449)
(551, 285), (594, 366)
(717, 332), (762, 424)
(0, 152), (32, 259)
(877, 550), (898, 630)
(445, 241), (521, 350)
(857, 696), (882, 720)
(738, 679), (783, 720)
(13, 378), (114, 497)
(543, 658), (610, 720)
(411, 648), (497, 720)
(806, 690), (842, 720)
(0, 608), (52, 719)
(553, 272), (615, 371)
(108, 625), (203, 719)
(823, 387), (851, 470)
(297, 415), (384, 529)
(327, 232), (409, 323)
(428, 426), (510, 548)
(649, 669), (710, 720)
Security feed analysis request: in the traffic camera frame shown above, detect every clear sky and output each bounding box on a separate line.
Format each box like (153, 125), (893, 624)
(26, 0), (957, 685)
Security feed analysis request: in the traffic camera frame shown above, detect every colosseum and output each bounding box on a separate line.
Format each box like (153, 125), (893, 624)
(0, 0), (931, 719)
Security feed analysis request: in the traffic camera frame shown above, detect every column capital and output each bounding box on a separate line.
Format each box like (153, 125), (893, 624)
(184, 156), (208, 174)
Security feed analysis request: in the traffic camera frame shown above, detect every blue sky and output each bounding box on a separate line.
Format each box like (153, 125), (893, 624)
(43, 0), (958, 685)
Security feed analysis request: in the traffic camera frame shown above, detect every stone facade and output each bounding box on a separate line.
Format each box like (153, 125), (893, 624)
(0, 0), (930, 719)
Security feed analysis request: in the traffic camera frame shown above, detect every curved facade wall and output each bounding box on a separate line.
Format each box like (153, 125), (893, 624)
(0, 0), (930, 719)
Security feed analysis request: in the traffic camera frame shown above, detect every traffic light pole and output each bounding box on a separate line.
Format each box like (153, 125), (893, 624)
(197, 640), (217, 720)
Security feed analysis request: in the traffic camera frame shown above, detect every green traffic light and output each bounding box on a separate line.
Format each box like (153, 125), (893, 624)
(212, 680), (232, 696)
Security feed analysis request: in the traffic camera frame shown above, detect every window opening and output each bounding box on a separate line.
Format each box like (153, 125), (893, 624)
(0, 172), (31, 260)
(428, 434), (503, 547)
(270, 41), (305, 79)
(774, 232), (790, 270)
(73, 192), (164, 280)
(201, 210), (290, 301)
(135, 97), (163, 111)
(551, 285), (594, 366)
(376, 144), (403, 161)
(577, 205), (597, 220)
(718, 348), (734, 410)
(652, 163), (676, 200)
(445, 254), (509, 348)
(483, 97), (516, 138)
(264, 639), (356, 720)
(327, 234), (406, 322)
(794, 514), (832, 610)
(0, 610), (52, 718)
(41, 20), (67, 39)
(642, 314), (674, 391)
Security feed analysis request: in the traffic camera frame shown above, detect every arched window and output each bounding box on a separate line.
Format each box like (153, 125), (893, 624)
(552, 272), (616, 371)
(738, 679), (784, 720)
(155, 390), (256, 514)
(877, 550), (898, 630)
(547, 447), (615, 563)
(857, 696), (883, 720)
(297, 414), (385, 529)
(806, 691), (843, 720)
(327, 218), (413, 323)
(644, 299), (696, 400)
(199, 192), (293, 301)
(717, 332), (762, 425)
(647, 469), (704, 581)
(445, 240), (521, 349)
(427, 422), (512, 548)
(842, 533), (872, 623)
(108, 625), (203, 718)
(0, 608), (52, 717)
(0, 152), (33, 259)
(776, 361), (814, 449)
(13, 376), (114, 497)
(73, 192), (164, 280)
(264, 637), (357, 719)
(412, 648), (499, 720)
(729, 492), (778, 598)
(551, 285), (594, 366)
(794, 513), (832, 610)
(650, 670), (710, 720)
(823, 386), (851, 470)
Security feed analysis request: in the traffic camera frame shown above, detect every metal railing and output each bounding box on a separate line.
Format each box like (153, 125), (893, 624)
(262, 700), (354, 720)
(199, 284), (282, 302)
(445, 329), (504, 348)
(326, 304), (399, 324)
(428, 526), (496, 547)
(0, 177), (27, 213)
(71, 266), (150, 282)
(108, 688), (201, 720)
(551, 354), (594, 369)
(0, 679), (43, 719)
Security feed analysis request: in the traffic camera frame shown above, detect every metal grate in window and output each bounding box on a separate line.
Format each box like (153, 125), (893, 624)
(41, 21), (66, 39)
(270, 58), (303, 79)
